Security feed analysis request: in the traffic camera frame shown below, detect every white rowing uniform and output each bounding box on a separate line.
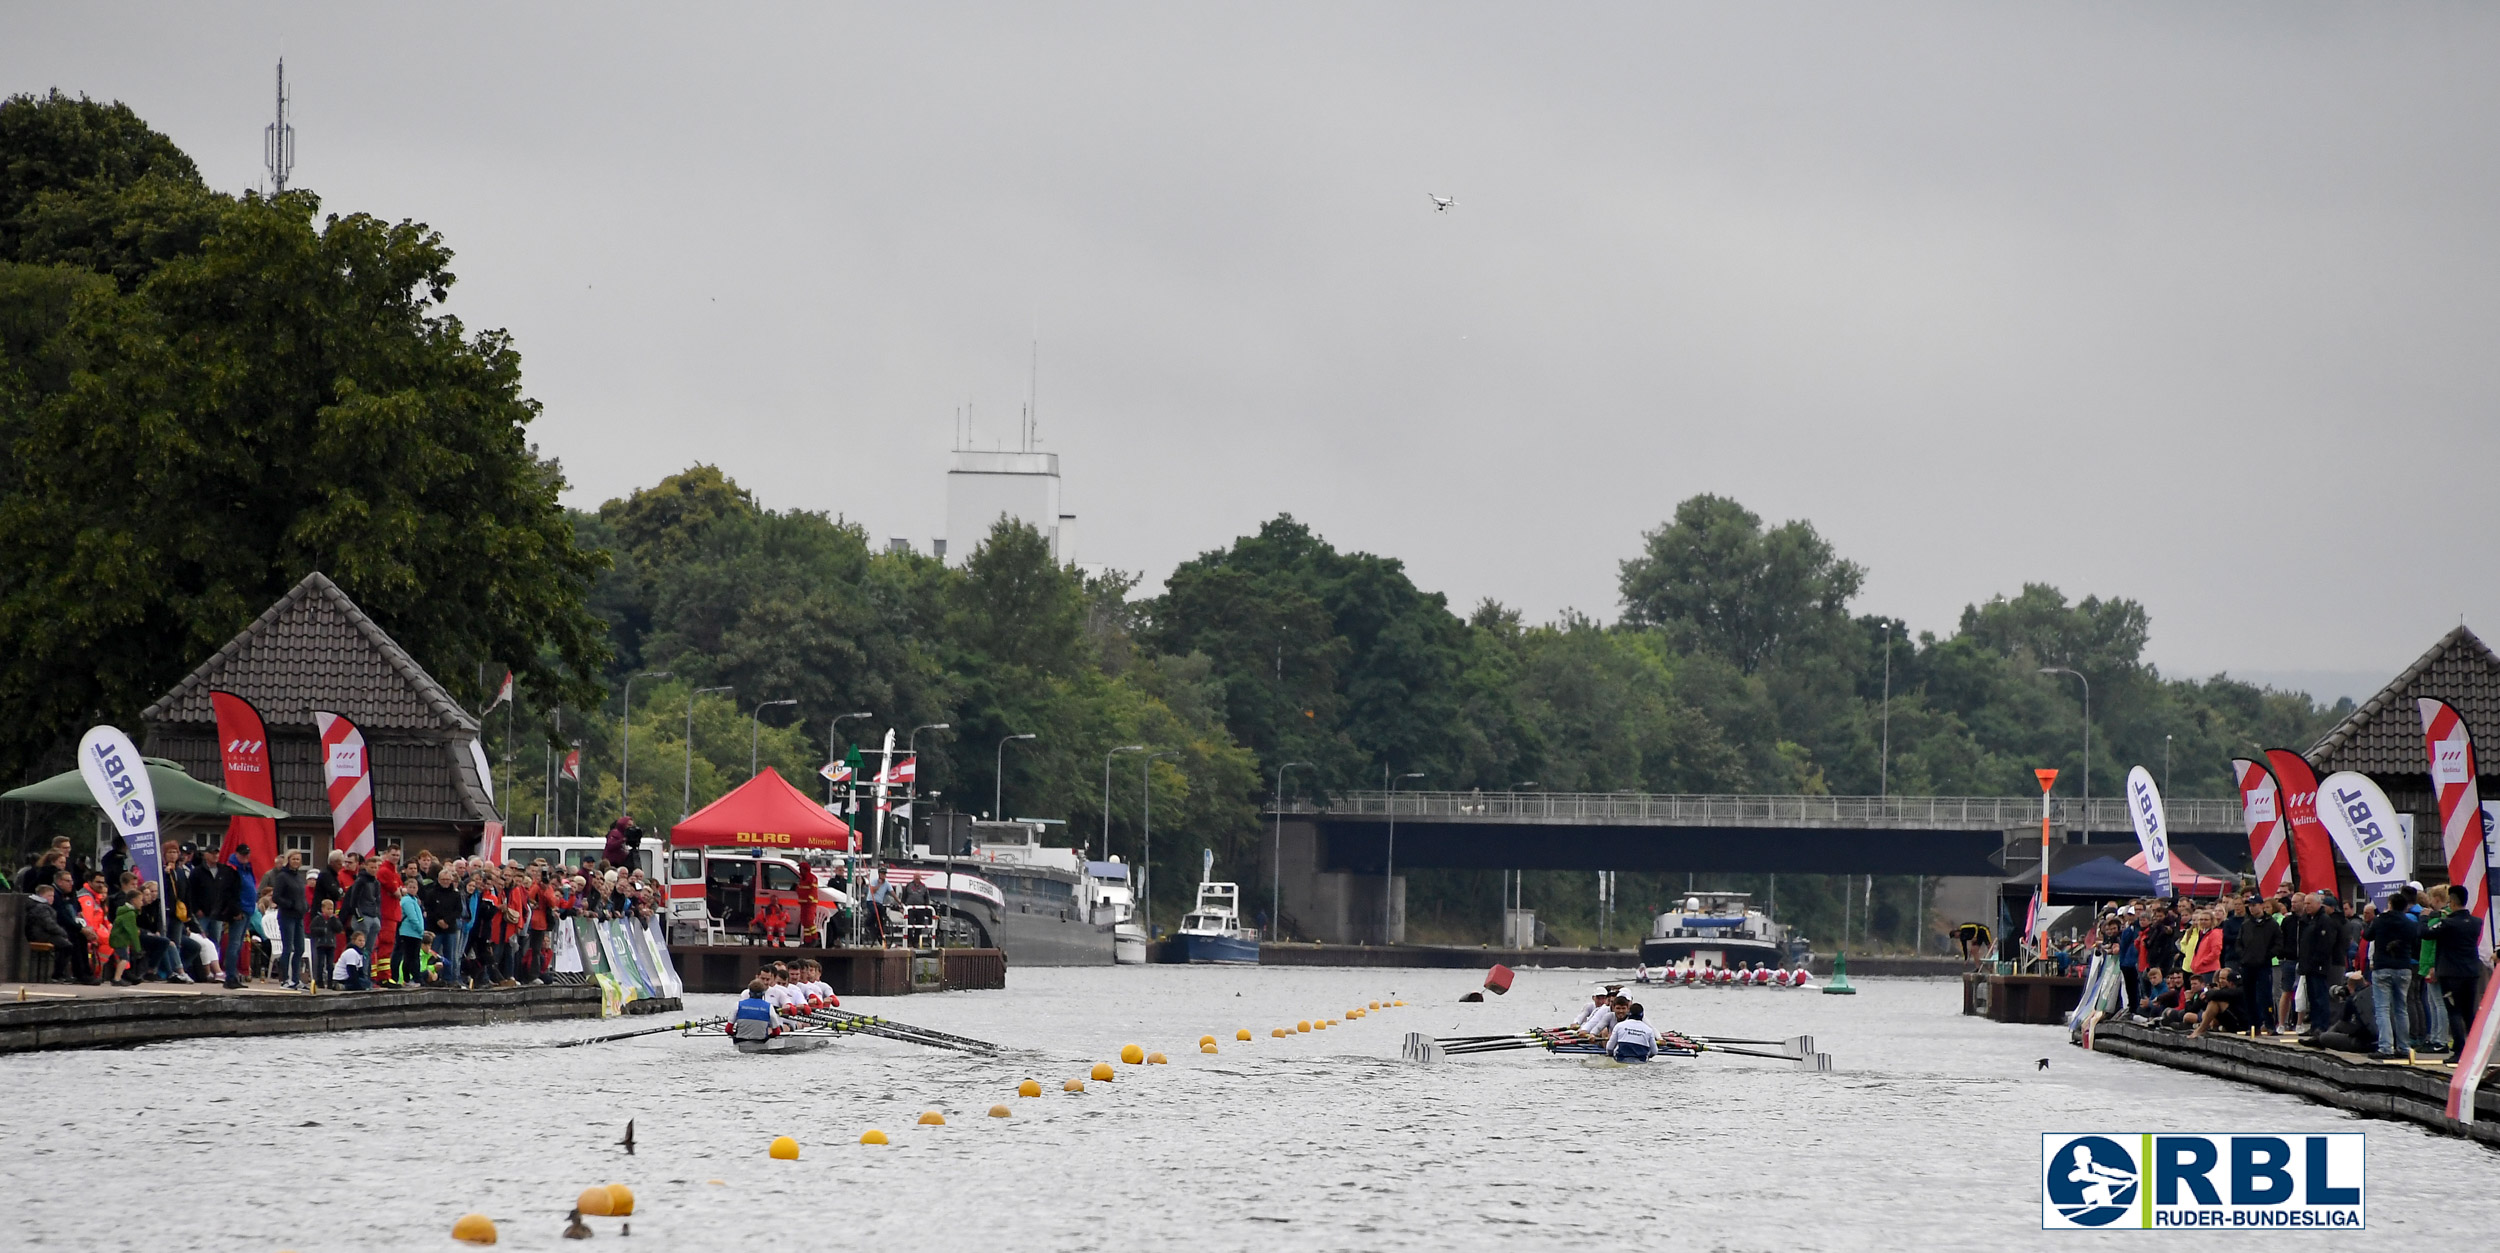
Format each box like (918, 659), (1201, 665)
(1572, 1001), (1608, 1032)
(1584, 1005), (1617, 1037)
(764, 984), (795, 1011)
(1608, 1018), (1657, 1050)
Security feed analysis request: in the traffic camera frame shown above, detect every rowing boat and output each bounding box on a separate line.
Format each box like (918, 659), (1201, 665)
(734, 1033), (839, 1054)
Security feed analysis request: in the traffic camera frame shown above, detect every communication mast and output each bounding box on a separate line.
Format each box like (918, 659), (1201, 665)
(264, 59), (295, 193)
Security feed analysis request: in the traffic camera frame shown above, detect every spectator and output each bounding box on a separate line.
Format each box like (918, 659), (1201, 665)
(22, 881), (74, 977)
(211, 848), (253, 990)
(374, 849), (405, 972)
(2296, 892), (2345, 1041)
(2313, 971), (2378, 1053)
(2237, 894), (2281, 1033)
(133, 881), (176, 981)
(2188, 967), (2246, 1038)
(102, 833), (128, 888)
(2429, 883), (2485, 1051)
(332, 927), (371, 991)
(269, 851), (309, 990)
(420, 867), (463, 987)
(2363, 888), (2421, 1057)
(344, 854), (382, 979)
(106, 887), (141, 985)
(393, 877), (426, 986)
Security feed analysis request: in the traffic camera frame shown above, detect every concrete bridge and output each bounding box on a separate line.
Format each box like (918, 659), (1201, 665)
(1266, 789), (2248, 946)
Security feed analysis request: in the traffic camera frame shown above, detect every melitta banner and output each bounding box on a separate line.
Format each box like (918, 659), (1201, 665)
(209, 692), (277, 877)
(2417, 699), (2489, 951)
(2313, 771), (2409, 905)
(2230, 758), (2292, 897)
(77, 726), (165, 911)
(2123, 766), (2174, 898)
(2264, 749), (2341, 895)
(312, 710), (376, 855)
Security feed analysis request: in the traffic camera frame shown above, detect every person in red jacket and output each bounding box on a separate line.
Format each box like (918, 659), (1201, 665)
(374, 850), (404, 975)
(794, 861), (820, 946)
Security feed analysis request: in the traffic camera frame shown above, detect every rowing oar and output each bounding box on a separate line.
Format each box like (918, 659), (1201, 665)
(554, 1016), (726, 1048)
(785, 1007), (1000, 1055)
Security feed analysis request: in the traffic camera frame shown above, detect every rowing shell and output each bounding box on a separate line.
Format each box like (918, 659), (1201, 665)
(734, 1034), (839, 1054)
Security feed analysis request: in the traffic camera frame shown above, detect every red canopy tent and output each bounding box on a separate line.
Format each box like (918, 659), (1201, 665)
(671, 768), (856, 852)
(2126, 851), (2234, 898)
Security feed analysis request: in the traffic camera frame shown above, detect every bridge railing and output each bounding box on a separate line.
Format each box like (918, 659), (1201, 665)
(1274, 790), (2247, 833)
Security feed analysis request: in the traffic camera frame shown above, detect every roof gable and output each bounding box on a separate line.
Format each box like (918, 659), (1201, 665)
(2307, 626), (2500, 777)
(142, 572), (480, 736)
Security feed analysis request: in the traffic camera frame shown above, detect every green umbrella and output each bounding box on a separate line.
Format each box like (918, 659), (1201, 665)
(3, 757), (290, 819)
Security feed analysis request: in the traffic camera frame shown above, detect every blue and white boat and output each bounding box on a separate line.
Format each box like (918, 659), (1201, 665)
(1167, 853), (1259, 964)
(1636, 892), (1798, 970)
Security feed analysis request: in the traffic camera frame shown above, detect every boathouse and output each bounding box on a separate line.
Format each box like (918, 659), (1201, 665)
(141, 572), (500, 862)
(2304, 624), (2500, 880)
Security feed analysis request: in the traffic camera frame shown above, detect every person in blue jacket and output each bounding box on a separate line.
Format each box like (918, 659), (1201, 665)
(729, 980), (784, 1043)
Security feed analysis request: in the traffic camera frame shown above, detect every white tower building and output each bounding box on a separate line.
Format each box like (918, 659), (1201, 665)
(946, 450), (1075, 566)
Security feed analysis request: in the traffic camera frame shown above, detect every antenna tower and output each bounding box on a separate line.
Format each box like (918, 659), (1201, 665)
(264, 59), (296, 193)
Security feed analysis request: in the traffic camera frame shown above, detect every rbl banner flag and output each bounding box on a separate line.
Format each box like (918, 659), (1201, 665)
(77, 725), (164, 914)
(2123, 766), (2174, 899)
(312, 710), (376, 855)
(2417, 699), (2489, 954)
(209, 692), (277, 877)
(2263, 748), (2341, 895)
(2230, 758), (2292, 897)
(2315, 770), (2409, 906)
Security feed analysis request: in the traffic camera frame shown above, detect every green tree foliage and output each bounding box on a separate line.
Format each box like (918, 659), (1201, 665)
(1618, 494), (1865, 674)
(0, 92), (607, 784)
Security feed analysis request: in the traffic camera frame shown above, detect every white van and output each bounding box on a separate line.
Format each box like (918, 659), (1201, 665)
(499, 835), (660, 881)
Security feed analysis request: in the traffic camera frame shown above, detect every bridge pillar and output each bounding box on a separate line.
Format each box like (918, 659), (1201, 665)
(1275, 818), (1404, 944)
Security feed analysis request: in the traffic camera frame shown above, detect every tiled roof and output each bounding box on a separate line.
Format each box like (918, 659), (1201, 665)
(143, 572), (479, 734)
(140, 572), (495, 825)
(2307, 626), (2500, 778)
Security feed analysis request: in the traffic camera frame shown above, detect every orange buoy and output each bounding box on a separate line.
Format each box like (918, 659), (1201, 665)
(604, 1185), (635, 1217)
(1091, 1062), (1116, 1081)
(1017, 1079), (1042, 1098)
(989, 1104), (1012, 1118)
(450, 1213), (497, 1245)
(577, 1186), (614, 1217)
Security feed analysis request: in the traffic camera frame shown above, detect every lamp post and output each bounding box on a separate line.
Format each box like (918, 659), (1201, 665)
(1140, 750), (1177, 938)
(1101, 745), (1145, 860)
(2163, 734), (2173, 797)
(618, 670), (670, 818)
(1271, 761), (1312, 940)
(826, 712), (872, 804)
(1383, 770), (1424, 945)
(2040, 667), (2090, 841)
(994, 733), (1038, 819)
(907, 723), (949, 849)
(684, 686), (732, 820)
(750, 699), (797, 775)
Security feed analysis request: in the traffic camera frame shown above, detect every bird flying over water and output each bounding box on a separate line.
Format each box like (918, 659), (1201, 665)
(2037, 1058), (2050, 1070)
(1429, 193), (1455, 211)
(620, 1119), (635, 1155)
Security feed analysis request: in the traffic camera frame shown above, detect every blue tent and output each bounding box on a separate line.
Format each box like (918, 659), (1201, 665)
(2046, 855), (2160, 901)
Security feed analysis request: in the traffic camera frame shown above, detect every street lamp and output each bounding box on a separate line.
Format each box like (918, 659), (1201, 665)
(618, 670), (670, 818)
(994, 733), (1038, 819)
(826, 711), (873, 805)
(1101, 745), (1145, 860)
(1140, 750), (1177, 938)
(1383, 770), (1424, 945)
(1271, 761), (1313, 940)
(751, 699), (798, 775)
(2040, 667), (2090, 840)
(684, 686), (731, 819)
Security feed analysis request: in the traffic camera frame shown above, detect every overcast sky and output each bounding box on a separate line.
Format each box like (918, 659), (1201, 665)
(10, 5), (2497, 699)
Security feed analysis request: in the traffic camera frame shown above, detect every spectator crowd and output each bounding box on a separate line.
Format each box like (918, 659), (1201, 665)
(14, 832), (667, 993)
(2060, 882), (2488, 1057)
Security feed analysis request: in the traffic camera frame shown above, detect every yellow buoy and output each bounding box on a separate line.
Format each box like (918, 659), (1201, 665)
(769, 1135), (801, 1159)
(1198, 1034), (1218, 1047)
(1120, 1043), (1145, 1065)
(577, 1186), (614, 1217)
(1296, 1020), (1311, 1032)
(1370, 1001), (1380, 1010)
(859, 1129), (889, 1145)
(1315, 1020), (1329, 1030)
(918, 1111), (946, 1126)
(1236, 1029), (1252, 1041)
(1272, 1028), (1288, 1038)
(1147, 1051), (1169, 1064)
(1200, 1042), (1218, 1054)
(1092, 1062), (1116, 1081)
(450, 1213), (498, 1245)
(1017, 1079), (1042, 1098)
(1064, 1078), (1086, 1092)
(705, 1180), (725, 1187)
(605, 1185), (635, 1217)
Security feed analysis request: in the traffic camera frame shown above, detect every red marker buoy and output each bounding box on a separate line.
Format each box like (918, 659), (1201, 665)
(1484, 964), (1514, 996)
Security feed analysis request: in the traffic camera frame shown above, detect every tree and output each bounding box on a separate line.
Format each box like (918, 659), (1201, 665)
(0, 92), (608, 782)
(1619, 494), (1865, 674)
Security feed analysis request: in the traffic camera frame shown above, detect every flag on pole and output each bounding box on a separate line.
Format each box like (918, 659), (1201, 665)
(2314, 770), (2409, 905)
(2025, 889), (2047, 946)
(2230, 758), (2292, 897)
(77, 726), (165, 914)
(818, 760), (853, 785)
(2123, 766), (2174, 898)
(2418, 699), (2490, 955)
(2263, 748), (2341, 895)
(209, 692), (278, 877)
(561, 749), (581, 782)
(484, 669), (513, 713)
(312, 711), (376, 855)
(875, 755), (916, 787)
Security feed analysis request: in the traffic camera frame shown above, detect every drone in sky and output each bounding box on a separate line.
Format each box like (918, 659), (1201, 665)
(1429, 193), (1456, 212)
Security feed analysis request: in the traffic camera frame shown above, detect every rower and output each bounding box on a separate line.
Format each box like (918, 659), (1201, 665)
(1607, 1003), (1658, 1062)
(728, 980), (784, 1042)
(762, 964), (797, 1012)
(1567, 992), (1610, 1032)
(1584, 995), (1619, 1039)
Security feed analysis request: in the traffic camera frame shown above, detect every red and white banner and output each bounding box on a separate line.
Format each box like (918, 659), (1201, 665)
(2263, 748), (2340, 895)
(479, 819), (504, 865)
(2229, 758), (2291, 897)
(875, 754), (916, 787)
(312, 710), (376, 855)
(485, 669), (513, 712)
(2418, 698), (2490, 954)
(209, 692), (278, 877)
(561, 749), (581, 782)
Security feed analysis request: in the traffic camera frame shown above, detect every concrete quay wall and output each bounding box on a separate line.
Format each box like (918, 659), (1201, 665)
(0, 984), (672, 1053)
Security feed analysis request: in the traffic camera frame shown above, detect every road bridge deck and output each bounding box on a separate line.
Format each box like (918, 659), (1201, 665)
(1282, 790), (2244, 833)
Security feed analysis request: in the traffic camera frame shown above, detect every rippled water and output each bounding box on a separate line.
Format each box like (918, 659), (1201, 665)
(16, 967), (2495, 1251)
